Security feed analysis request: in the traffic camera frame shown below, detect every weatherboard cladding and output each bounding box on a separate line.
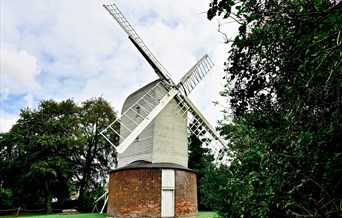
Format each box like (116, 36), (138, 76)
(118, 81), (158, 167)
(152, 96), (188, 167)
(118, 79), (188, 168)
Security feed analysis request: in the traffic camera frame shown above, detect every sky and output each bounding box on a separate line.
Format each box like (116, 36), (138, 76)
(0, 0), (239, 133)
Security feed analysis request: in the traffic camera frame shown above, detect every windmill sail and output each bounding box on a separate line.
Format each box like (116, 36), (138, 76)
(174, 95), (231, 163)
(178, 54), (214, 96)
(103, 4), (174, 86)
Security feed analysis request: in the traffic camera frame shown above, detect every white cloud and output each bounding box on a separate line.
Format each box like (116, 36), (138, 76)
(0, 0), (239, 133)
(0, 110), (19, 133)
(0, 88), (10, 101)
(24, 93), (34, 109)
(1, 43), (41, 94)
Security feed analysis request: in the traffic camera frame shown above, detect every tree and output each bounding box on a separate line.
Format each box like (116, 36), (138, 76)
(0, 97), (119, 213)
(199, 163), (232, 215)
(205, 0), (342, 217)
(0, 99), (80, 213)
(188, 122), (214, 210)
(76, 97), (119, 211)
(0, 132), (16, 209)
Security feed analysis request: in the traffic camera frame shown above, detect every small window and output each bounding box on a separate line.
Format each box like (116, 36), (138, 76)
(136, 106), (141, 117)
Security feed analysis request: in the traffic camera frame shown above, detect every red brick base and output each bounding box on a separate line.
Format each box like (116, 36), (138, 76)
(107, 162), (197, 218)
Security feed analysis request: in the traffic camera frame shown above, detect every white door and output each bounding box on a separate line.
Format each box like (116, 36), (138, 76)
(161, 189), (174, 217)
(161, 169), (175, 217)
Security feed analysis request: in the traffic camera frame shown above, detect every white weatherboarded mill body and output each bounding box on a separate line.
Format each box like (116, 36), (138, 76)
(118, 80), (188, 168)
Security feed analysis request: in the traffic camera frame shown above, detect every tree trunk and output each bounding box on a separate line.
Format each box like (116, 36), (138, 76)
(78, 141), (96, 210)
(46, 193), (52, 214)
(45, 181), (53, 214)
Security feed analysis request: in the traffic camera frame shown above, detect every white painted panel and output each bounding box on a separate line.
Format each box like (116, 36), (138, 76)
(162, 169), (175, 189)
(152, 96), (188, 167)
(161, 190), (174, 217)
(161, 169), (175, 217)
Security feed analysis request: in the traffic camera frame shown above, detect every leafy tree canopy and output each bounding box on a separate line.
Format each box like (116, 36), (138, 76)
(188, 122), (214, 210)
(203, 0), (342, 217)
(76, 97), (118, 211)
(0, 97), (118, 213)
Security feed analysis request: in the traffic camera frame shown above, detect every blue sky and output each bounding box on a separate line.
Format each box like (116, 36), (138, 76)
(0, 0), (238, 133)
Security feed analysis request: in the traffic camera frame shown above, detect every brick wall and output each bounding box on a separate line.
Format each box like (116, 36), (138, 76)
(107, 169), (161, 217)
(107, 167), (197, 218)
(175, 170), (197, 217)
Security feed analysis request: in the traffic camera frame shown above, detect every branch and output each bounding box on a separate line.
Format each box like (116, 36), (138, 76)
(309, 178), (330, 197)
(216, 19), (234, 44)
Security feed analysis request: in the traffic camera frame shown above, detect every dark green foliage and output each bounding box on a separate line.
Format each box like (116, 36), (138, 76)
(0, 188), (13, 208)
(0, 99), (80, 213)
(200, 164), (231, 214)
(188, 122), (214, 210)
(204, 0), (342, 217)
(0, 97), (118, 213)
(76, 97), (118, 211)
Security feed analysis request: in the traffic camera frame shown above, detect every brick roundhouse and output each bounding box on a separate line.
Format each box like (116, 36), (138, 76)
(107, 161), (197, 218)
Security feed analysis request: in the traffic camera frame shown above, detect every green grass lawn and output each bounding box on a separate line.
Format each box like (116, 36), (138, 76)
(1, 211), (216, 218)
(0, 213), (106, 218)
(197, 211), (217, 218)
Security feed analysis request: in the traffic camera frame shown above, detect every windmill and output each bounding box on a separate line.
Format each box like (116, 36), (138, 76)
(100, 4), (228, 218)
